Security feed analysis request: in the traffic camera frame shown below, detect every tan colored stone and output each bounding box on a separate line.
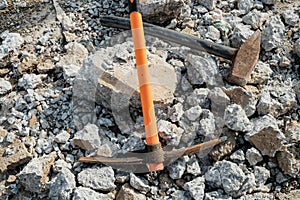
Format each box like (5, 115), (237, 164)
(116, 183), (146, 200)
(0, 139), (32, 173)
(29, 113), (37, 128)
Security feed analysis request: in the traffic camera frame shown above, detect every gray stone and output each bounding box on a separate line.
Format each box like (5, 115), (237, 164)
(0, 78), (12, 95)
(0, 0), (7, 9)
(73, 124), (101, 151)
(78, 167), (116, 191)
(184, 105), (202, 121)
(246, 147), (263, 166)
(168, 103), (184, 122)
(157, 120), (183, 146)
(183, 176), (205, 200)
(116, 183), (146, 200)
(205, 160), (255, 197)
(168, 157), (187, 180)
(73, 186), (114, 200)
(54, 130), (70, 144)
(205, 26), (220, 41)
(170, 190), (191, 200)
(18, 152), (56, 193)
(53, 0), (75, 31)
(197, 0), (215, 10)
(294, 38), (300, 58)
(257, 85), (297, 117)
(242, 9), (270, 29)
(262, 16), (285, 51)
(205, 191), (232, 200)
(238, 192), (274, 200)
(138, 0), (185, 24)
(48, 168), (76, 200)
(237, 0), (254, 13)
(261, 0), (277, 5)
(0, 31), (24, 59)
(224, 104), (253, 132)
(224, 87), (257, 117)
(209, 131), (236, 161)
(199, 109), (216, 137)
(56, 42), (88, 79)
(254, 166), (270, 186)
(18, 74), (47, 89)
(245, 115), (286, 157)
(230, 149), (245, 162)
(230, 24), (254, 48)
(209, 87), (230, 117)
(248, 61), (273, 85)
(52, 159), (72, 173)
(186, 54), (223, 87)
(284, 121), (300, 143)
(129, 173), (150, 194)
(186, 156), (201, 176)
(186, 88), (210, 108)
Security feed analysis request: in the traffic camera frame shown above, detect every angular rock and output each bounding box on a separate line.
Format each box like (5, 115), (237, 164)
(52, 159), (72, 173)
(116, 183), (146, 200)
(73, 124), (101, 151)
(224, 104), (252, 132)
(246, 147), (263, 166)
(294, 38), (300, 58)
(168, 103), (184, 123)
(0, 31), (24, 59)
(186, 54), (223, 87)
(0, 0), (7, 9)
(53, 0), (75, 31)
(242, 9), (269, 29)
(138, 0), (185, 24)
(205, 160), (255, 197)
(282, 10), (299, 26)
(157, 120), (183, 146)
(129, 173), (150, 194)
(276, 149), (300, 177)
(254, 166), (270, 187)
(230, 149), (245, 162)
(168, 157), (187, 180)
(230, 24), (253, 48)
(197, 0), (215, 10)
(73, 186), (115, 200)
(18, 152), (56, 193)
(18, 74), (47, 89)
(48, 168), (76, 200)
(209, 130), (236, 161)
(284, 120), (300, 143)
(37, 59), (55, 73)
(199, 109), (216, 137)
(205, 26), (220, 41)
(184, 105), (202, 121)
(224, 86), (257, 117)
(186, 156), (201, 176)
(239, 192), (274, 200)
(276, 189), (300, 200)
(209, 87), (230, 117)
(186, 88), (210, 108)
(0, 136), (32, 172)
(261, 0), (277, 5)
(0, 78), (12, 95)
(257, 85), (297, 117)
(56, 42), (88, 79)
(262, 16), (285, 51)
(237, 0), (254, 13)
(54, 130), (70, 144)
(245, 115), (286, 157)
(78, 167), (116, 191)
(248, 61), (273, 85)
(183, 176), (205, 200)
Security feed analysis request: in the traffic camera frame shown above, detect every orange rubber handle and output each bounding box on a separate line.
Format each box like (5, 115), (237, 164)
(129, 11), (163, 171)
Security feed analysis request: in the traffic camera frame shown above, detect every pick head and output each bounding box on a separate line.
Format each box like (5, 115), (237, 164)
(227, 30), (261, 86)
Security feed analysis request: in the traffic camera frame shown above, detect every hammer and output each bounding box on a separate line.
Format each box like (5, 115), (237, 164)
(99, 15), (261, 86)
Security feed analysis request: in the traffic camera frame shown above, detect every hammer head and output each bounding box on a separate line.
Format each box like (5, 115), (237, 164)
(227, 30), (261, 86)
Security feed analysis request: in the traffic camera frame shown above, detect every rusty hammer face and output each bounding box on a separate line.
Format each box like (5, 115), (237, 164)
(99, 16), (261, 86)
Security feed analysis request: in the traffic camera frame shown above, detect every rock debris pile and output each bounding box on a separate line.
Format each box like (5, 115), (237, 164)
(0, 0), (299, 199)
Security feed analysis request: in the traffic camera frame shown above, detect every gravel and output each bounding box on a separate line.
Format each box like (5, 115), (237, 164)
(0, 0), (299, 199)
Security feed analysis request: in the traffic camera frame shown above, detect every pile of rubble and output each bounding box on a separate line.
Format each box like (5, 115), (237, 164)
(0, 0), (299, 199)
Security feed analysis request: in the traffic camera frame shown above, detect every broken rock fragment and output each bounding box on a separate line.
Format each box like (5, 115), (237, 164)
(116, 183), (146, 200)
(276, 149), (300, 177)
(0, 136), (32, 172)
(73, 123), (101, 151)
(0, 31), (24, 59)
(47, 168), (76, 200)
(0, 78), (12, 95)
(73, 187), (115, 200)
(183, 176), (205, 200)
(224, 104), (253, 132)
(138, 0), (185, 24)
(262, 16), (285, 51)
(248, 61), (273, 85)
(245, 115), (286, 157)
(129, 173), (150, 194)
(224, 86), (257, 117)
(18, 152), (56, 193)
(78, 167), (116, 192)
